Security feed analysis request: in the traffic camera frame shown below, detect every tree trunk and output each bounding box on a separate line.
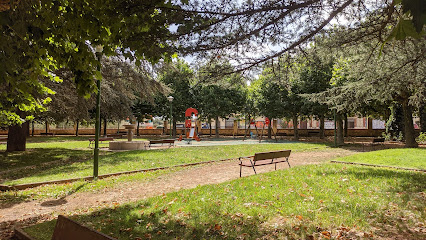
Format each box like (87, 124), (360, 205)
(319, 115), (325, 139)
(31, 120), (35, 137)
(137, 121), (140, 136)
(267, 119), (272, 139)
(344, 114), (348, 137)
(336, 114), (345, 146)
(209, 118), (212, 137)
(75, 120), (79, 136)
(103, 118), (107, 136)
(402, 100), (418, 147)
(45, 121), (48, 134)
(420, 104), (426, 133)
(7, 117), (29, 152)
(293, 115), (299, 141)
(215, 116), (220, 138)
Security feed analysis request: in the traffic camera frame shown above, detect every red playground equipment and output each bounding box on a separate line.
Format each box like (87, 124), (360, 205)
(243, 117), (275, 142)
(178, 108), (201, 143)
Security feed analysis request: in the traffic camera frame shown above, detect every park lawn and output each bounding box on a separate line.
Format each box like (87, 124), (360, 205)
(24, 163), (426, 240)
(0, 168), (178, 204)
(1, 142), (327, 185)
(335, 148), (426, 169)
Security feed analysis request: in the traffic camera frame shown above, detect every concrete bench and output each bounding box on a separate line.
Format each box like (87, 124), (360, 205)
(239, 150), (291, 177)
(148, 139), (175, 148)
(88, 137), (114, 148)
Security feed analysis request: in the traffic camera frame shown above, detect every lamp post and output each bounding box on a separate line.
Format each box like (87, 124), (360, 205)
(94, 45), (103, 179)
(334, 108), (337, 147)
(167, 96), (174, 137)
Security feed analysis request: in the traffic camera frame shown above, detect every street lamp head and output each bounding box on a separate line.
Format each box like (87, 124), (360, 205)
(95, 45), (103, 53)
(167, 96), (174, 102)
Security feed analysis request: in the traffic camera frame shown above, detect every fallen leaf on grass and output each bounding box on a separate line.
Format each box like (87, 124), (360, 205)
(321, 231), (331, 239)
(296, 215), (303, 220)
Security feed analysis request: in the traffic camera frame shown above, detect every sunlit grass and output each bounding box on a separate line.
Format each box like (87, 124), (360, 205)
(24, 163), (426, 239)
(335, 148), (426, 169)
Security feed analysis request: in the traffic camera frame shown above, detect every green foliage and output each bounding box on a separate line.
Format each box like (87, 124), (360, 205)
(0, 0), (194, 125)
(256, 76), (289, 119)
(195, 59), (247, 122)
(416, 132), (426, 143)
(386, 104), (405, 141)
(157, 60), (195, 122)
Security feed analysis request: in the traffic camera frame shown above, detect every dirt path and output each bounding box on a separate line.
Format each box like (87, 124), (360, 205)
(0, 149), (355, 239)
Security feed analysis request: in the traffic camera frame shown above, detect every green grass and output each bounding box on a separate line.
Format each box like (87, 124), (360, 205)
(335, 148), (426, 169)
(1, 142), (327, 185)
(24, 163), (426, 239)
(0, 168), (177, 205)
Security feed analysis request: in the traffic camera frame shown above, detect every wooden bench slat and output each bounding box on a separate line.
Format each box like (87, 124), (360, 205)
(148, 139), (175, 148)
(51, 215), (116, 240)
(239, 150), (291, 177)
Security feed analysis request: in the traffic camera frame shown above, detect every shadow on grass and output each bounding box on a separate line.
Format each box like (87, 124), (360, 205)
(0, 148), (92, 181)
(25, 203), (319, 240)
(25, 136), (90, 143)
(0, 182), (88, 210)
(0, 148), (90, 171)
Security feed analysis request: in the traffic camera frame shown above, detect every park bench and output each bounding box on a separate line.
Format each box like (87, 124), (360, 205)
(363, 138), (385, 151)
(0, 137), (7, 144)
(14, 215), (116, 240)
(239, 150), (291, 177)
(88, 137), (114, 148)
(148, 139), (175, 148)
(40, 132), (55, 136)
(106, 133), (125, 139)
(307, 130), (320, 137)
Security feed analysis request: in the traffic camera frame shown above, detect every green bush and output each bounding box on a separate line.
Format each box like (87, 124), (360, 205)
(417, 132), (426, 143)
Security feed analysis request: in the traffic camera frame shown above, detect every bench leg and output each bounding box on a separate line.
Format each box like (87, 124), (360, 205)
(275, 162), (277, 170)
(250, 160), (257, 175)
(287, 157), (291, 168)
(240, 164), (242, 177)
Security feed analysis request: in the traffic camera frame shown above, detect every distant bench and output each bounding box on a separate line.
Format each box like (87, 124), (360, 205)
(88, 137), (114, 148)
(148, 139), (175, 148)
(14, 215), (116, 240)
(40, 132), (55, 136)
(106, 133), (125, 139)
(363, 138), (385, 151)
(307, 131), (320, 137)
(239, 150), (291, 177)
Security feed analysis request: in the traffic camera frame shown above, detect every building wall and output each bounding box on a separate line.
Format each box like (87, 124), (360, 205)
(0, 127), (393, 137)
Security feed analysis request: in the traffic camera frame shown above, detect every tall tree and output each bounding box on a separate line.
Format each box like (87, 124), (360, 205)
(195, 59), (247, 138)
(157, 60), (195, 137)
(1, 0), (195, 151)
(177, 0), (424, 71)
(256, 69), (289, 139)
(298, 55), (333, 139)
